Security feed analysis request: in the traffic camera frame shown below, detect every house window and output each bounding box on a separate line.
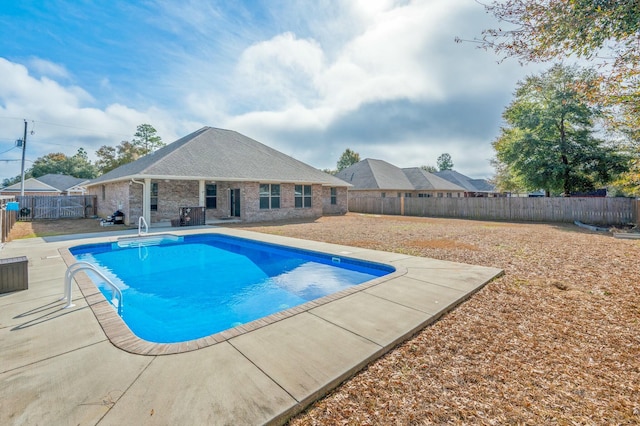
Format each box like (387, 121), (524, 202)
(206, 184), (217, 209)
(330, 187), (337, 205)
(405, 193), (412, 198)
(437, 192), (443, 198)
(150, 182), (158, 211)
(446, 192), (452, 198)
(101, 185), (105, 201)
(381, 192), (386, 198)
(397, 192), (402, 198)
(295, 185), (312, 208)
(418, 193), (431, 198)
(260, 184), (280, 209)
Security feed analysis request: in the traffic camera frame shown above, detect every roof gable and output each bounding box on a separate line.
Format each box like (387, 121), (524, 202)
(2, 174), (87, 192)
(2, 177), (58, 192)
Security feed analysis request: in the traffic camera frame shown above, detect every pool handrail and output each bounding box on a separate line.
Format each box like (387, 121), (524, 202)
(138, 216), (148, 236)
(62, 261), (123, 315)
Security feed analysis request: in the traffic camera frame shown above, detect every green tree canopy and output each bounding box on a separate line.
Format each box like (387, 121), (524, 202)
(436, 153), (453, 171)
(336, 148), (361, 172)
(30, 148), (97, 179)
(132, 123), (164, 155)
(420, 165), (437, 173)
(490, 157), (526, 194)
(95, 124), (164, 174)
(95, 140), (141, 174)
(493, 64), (630, 196)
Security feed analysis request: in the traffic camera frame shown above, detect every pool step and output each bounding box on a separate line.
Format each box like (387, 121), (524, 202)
(115, 234), (183, 248)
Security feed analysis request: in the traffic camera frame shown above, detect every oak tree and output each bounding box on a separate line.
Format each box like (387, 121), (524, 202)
(493, 64), (629, 195)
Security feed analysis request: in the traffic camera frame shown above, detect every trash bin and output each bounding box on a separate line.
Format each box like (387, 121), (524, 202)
(113, 210), (125, 224)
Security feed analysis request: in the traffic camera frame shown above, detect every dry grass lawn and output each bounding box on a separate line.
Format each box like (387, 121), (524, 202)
(7, 214), (639, 424)
(233, 214), (640, 425)
(7, 218), (127, 240)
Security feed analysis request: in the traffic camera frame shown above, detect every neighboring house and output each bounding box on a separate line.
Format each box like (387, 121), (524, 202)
(0, 174), (88, 196)
(401, 167), (468, 198)
(434, 170), (500, 197)
(84, 127), (349, 225)
(335, 159), (466, 198)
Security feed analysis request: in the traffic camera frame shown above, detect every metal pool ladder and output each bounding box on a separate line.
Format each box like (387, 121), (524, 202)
(138, 215), (149, 236)
(62, 261), (123, 315)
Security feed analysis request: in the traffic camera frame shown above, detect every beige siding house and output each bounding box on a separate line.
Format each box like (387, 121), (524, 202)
(0, 174), (87, 196)
(84, 127), (349, 225)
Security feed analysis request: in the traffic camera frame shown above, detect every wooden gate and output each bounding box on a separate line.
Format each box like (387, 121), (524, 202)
(16, 196), (97, 220)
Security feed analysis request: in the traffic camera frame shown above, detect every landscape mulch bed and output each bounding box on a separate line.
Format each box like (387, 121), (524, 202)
(234, 214), (640, 425)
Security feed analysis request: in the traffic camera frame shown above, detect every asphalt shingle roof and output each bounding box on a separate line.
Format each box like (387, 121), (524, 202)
(1, 174), (86, 192)
(37, 174), (87, 191)
(401, 168), (466, 191)
(336, 160), (468, 192)
(88, 127), (348, 187)
(336, 159), (415, 190)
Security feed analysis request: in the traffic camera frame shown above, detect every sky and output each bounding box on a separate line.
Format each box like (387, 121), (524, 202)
(0, 0), (538, 183)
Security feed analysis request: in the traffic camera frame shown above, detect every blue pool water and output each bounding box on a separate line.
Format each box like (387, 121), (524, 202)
(70, 234), (394, 343)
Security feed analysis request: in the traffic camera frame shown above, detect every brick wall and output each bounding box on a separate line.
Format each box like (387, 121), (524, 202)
(152, 180), (200, 224)
(242, 182), (324, 223)
(88, 179), (348, 225)
(322, 186), (348, 215)
(87, 182), (131, 224)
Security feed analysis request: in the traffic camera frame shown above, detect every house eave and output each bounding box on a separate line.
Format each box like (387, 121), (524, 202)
(86, 175), (351, 187)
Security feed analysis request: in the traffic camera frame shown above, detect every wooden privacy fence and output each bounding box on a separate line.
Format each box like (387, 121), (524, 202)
(1, 197), (18, 243)
(15, 195), (98, 220)
(349, 196), (639, 225)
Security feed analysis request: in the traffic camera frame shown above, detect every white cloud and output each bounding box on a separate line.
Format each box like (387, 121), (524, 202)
(2, 0), (539, 182)
(0, 58), (180, 179)
(0, 59), (91, 109)
(225, 0), (507, 122)
(27, 57), (71, 80)
(234, 32), (326, 109)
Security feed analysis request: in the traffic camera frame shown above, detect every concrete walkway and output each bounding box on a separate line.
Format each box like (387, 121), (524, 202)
(0, 227), (502, 425)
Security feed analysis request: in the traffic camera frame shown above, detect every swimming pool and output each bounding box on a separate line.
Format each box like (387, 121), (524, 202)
(70, 234), (394, 343)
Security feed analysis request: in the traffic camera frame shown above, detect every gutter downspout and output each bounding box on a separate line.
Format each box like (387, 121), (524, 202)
(130, 178), (150, 227)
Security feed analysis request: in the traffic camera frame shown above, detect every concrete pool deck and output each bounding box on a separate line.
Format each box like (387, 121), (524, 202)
(1, 227), (503, 425)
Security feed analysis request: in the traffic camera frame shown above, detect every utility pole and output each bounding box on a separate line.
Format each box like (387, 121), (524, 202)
(19, 120), (27, 197)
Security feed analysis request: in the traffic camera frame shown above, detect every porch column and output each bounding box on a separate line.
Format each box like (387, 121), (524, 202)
(143, 178), (151, 226)
(199, 180), (205, 206)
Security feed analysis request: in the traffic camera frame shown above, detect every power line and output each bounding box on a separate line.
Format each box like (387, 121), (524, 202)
(0, 115), (132, 138)
(0, 146), (18, 155)
(34, 120), (132, 138)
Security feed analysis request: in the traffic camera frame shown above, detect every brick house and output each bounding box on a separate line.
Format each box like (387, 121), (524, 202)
(434, 170), (500, 197)
(336, 158), (466, 198)
(0, 174), (88, 196)
(84, 127), (349, 226)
